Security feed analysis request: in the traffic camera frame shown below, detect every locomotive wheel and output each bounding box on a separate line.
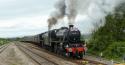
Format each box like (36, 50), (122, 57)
(75, 50), (79, 59)
(54, 44), (58, 53)
(63, 49), (67, 57)
(70, 52), (74, 57)
(79, 52), (83, 59)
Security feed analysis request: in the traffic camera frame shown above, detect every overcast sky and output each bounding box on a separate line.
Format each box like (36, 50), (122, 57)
(0, 0), (124, 38)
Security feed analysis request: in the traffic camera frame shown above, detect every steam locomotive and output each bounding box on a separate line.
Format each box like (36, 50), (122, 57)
(22, 25), (86, 59)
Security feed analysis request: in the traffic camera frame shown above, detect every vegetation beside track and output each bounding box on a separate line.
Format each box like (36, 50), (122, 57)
(88, 2), (125, 62)
(0, 38), (10, 45)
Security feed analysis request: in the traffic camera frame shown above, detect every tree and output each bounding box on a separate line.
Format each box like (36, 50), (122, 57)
(89, 2), (125, 56)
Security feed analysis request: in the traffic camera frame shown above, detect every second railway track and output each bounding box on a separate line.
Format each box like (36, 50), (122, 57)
(0, 44), (9, 54)
(15, 43), (58, 65)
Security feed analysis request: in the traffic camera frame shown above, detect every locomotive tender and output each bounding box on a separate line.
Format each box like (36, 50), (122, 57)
(22, 25), (86, 58)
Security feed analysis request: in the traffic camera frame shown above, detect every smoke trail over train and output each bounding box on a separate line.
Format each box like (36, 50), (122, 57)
(65, 0), (77, 25)
(48, 0), (66, 29)
(47, 0), (125, 29)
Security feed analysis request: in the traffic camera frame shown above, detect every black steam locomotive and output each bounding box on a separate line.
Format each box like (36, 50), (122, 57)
(22, 25), (86, 58)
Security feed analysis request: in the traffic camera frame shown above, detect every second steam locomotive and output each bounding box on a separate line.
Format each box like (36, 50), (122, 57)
(22, 25), (86, 59)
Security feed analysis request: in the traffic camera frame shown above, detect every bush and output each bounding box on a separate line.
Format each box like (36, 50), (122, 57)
(103, 42), (125, 60)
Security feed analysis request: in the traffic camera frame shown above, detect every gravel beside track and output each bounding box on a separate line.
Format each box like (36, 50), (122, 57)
(0, 42), (39, 65)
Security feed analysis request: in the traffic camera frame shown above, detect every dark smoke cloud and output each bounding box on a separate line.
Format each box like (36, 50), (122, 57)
(48, 0), (66, 29)
(48, 0), (78, 29)
(48, 17), (57, 29)
(55, 0), (66, 18)
(66, 0), (78, 25)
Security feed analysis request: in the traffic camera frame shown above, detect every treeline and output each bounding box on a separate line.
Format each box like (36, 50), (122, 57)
(0, 38), (10, 45)
(88, 3), (125, 61)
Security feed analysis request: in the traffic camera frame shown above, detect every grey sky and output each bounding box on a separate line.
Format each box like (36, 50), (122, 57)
(0, 0), (56, 38)
(0, 0), (55, 19)
(0, 0), (124, 38)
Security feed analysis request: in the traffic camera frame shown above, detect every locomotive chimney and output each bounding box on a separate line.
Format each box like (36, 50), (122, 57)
(69, 25), (74, 29)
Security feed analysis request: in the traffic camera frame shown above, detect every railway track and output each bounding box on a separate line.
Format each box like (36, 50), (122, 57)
(15, 43), (58, 65)
(20, 42), (107, 65)
(0, 44), (9, 54)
